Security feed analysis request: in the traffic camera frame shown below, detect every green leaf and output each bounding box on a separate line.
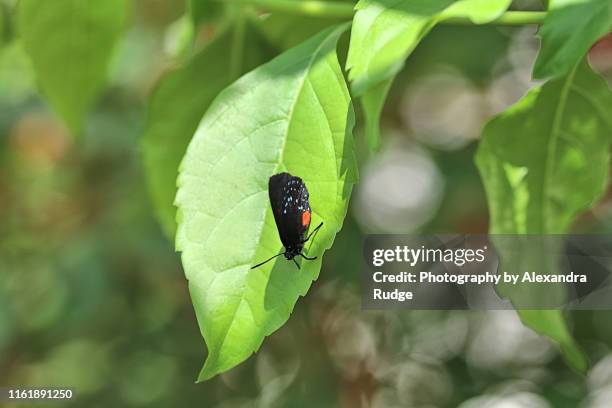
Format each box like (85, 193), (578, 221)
(175, 24), (357, 381)
(360, 76), (393, 151)
(534, 0), (612, 80)
(0, 42), (36, 101)
(188, 0), (224, 27)
(346, 0), (511, 95)
(141, 23), (273, 238)
(0, 1), (12, 50)
(347, 0), (510, 148)
(476, 60), (612, 372)
(17, 0), (127, 134)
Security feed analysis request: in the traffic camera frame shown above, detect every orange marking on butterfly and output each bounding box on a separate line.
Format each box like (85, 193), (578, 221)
(302, 211), (311, 227)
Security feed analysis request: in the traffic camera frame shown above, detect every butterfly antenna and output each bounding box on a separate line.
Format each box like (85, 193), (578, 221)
(299, 253), (317, 261)
(251, 252), (285, 269)
(303, 222), (324, 243)
(293, 258), (300, 270)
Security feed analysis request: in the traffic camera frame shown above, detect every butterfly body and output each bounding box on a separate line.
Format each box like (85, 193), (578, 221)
(269, 172), (311, 260)
(251, 172), (323, 269)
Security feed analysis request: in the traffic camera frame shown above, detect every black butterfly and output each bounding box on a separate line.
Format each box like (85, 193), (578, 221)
(251, 172), (323, 270)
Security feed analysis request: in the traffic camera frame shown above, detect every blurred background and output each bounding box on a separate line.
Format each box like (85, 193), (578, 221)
(1, 0), (612, 406)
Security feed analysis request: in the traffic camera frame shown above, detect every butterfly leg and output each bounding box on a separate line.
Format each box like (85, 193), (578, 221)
(292, 258), (300, 270)
(251, 251), (285, 269)
(299, 253), (317, 261)
(302, 222), (323, 243)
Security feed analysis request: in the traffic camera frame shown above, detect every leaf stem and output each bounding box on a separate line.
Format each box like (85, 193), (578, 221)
(225, 0), (547, 25)
(442, 11), (547, 25)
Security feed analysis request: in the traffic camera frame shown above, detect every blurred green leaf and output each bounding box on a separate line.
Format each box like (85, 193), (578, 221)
(0, 5), (4, 49)
(348, 0), (510, 149)
(175, 24), (357, 381)
(476, 60), (612, 372)
(0, 1), (12, 50)
(17, 0), (127, 134)
(165, 14), (196, 59)
(0, 42), (36, 102)
(26, 340), (111, 394)
(360, 76), (393, 151)
(141, 22), (273, 238)
(534, 0), (612, 80)
(188, 0), (224, 27)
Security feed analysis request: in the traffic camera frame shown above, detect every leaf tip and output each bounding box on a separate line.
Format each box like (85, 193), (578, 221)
(197, 357), (220, 382)
(561, 342), (589, 375)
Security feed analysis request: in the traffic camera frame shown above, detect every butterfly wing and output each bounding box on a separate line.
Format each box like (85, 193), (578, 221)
(269, 172), (311, 250)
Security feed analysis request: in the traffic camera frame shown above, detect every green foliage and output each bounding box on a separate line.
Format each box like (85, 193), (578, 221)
(258, 13), (344, 51)
(534, 0), (612, 79)
(346, 0), (511, 96)
(9, 0), (607, 381)
(347, 0), (510, 149)
(476, 60), (612, 236)
(346, 0), (451, 97)
(360, 76), (393, 151)
(174, 24), (357, 381)
(476, 60), (612, 372)
(188, 0), (225, 27)
(0, 1), (14, 49)
(0, 5), (4, 48)
(141, 23), (273, 238)
(17, 0), (127, 134)
(520, 310), (587, 374)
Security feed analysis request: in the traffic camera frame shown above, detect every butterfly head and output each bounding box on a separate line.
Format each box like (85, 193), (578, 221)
(283, 244), (304, 260)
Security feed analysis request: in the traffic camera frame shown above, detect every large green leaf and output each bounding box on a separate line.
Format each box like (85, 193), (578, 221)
(476, 60), (612, 372)
(175, 24), (357, 381)
(349, 0), (510, 149)
(17, 0), (127, 134)
(534, 0), (612, 80)
(141, 23), (273, 238)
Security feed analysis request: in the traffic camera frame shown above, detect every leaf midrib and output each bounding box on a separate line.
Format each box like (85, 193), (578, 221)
(541, 63), (579, 233)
